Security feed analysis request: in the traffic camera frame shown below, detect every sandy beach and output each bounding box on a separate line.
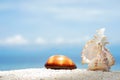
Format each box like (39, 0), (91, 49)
(0, 68), (120, 80)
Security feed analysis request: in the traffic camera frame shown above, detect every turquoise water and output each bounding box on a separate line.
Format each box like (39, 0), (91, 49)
(0, 45), (120, 71)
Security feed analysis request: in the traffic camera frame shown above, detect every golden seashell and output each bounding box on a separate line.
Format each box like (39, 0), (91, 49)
(45, 55), (77, 69)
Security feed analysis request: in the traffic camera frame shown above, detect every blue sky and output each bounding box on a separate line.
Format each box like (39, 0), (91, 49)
(0, 0), (120, 49)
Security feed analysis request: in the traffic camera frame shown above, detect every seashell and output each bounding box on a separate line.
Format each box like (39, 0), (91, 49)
(81, 28), (115, 71)
(45, 55), (77, 69)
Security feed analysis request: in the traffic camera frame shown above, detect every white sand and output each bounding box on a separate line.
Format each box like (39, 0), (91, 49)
(0, 68), (120, 80)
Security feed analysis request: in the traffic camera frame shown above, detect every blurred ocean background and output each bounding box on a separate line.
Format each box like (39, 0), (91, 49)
(0, 44), (119, 71)
(0, 0), (120, 71)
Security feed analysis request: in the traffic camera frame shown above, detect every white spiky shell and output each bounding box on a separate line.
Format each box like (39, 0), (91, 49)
(81, 28), (115, 71)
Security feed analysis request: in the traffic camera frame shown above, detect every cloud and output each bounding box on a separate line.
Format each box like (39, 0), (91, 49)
(0, 35), (28, 45)
(35, 37), (82, 45)
(35, 37), (47, 45)
(1, 0), (119, 23)
(34, 36), (90, 45)
(54, 36), (90, 45)
(47, 7), (104, 21)
(54, 37), (65, 44)
(19, 1), (104, 21)
(22, 6), (111, 23)
(0, 35), (90, 46)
